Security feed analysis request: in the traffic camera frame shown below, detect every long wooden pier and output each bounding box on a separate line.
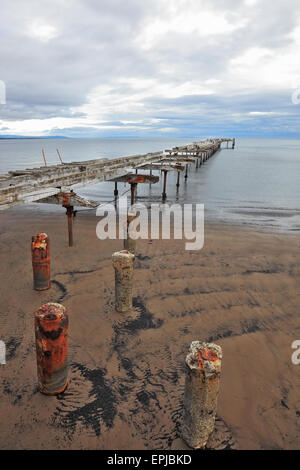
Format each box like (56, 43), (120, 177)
(0, 138), (235, 211)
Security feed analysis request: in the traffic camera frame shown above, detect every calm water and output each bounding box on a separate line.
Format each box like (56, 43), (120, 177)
(0, 137), (300, 232)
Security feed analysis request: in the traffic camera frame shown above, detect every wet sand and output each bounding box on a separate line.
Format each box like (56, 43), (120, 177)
(0, 207), (299, 450)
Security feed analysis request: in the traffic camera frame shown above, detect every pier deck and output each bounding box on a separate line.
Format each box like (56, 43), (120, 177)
(0, 138), (234, 210)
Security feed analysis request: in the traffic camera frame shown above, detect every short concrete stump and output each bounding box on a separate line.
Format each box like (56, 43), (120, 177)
(112, 250), (135, 312)
(182, 341), (222, 449)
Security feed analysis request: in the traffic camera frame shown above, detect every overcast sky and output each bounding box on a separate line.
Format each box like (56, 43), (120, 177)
(0, 0), (300, 138)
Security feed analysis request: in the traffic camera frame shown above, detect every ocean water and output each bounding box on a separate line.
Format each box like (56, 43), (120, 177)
(0, 137), (300, 232)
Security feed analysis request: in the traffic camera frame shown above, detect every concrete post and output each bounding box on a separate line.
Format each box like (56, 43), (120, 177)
(34, 302), (69, 395)
(31, 233), (51, 291)
(182, 341), (222, 449)
(124, 212), (137, 255)
(112, 250), (135, 312)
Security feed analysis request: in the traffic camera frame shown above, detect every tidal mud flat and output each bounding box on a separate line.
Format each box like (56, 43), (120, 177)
(0, 207), (299, 450)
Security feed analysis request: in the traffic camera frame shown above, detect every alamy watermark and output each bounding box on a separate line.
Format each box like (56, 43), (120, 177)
(0, 340), (6, 364)
(291, 340), (300, 365)
(0, 80), (6, 104)
(96, 196), (204, 250)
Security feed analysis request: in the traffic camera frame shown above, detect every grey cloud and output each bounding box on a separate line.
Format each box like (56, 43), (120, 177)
(0, 0), (300, 136)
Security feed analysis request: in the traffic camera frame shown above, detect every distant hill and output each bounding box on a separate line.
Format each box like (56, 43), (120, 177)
(0, 135), (68, 139)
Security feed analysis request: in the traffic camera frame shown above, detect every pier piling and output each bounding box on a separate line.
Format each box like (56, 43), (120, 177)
(162, 169), (168, 201)
(31, 233), (51, 291)
(34, 302), (69, 395)
(112, 250), (135, 312)
(124, 212), (137, 255)
(182, 341), (222, 449)
(66, 206), (74, 247)
(114, 182), (118, 202)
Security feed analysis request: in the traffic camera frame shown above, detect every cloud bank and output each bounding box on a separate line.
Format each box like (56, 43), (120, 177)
(0, 0), (300, 137)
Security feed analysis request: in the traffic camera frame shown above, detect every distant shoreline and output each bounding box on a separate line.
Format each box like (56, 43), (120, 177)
(0, 136), (68, 140)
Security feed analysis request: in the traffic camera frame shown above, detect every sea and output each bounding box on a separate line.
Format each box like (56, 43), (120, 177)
(0, 137), (300, 233)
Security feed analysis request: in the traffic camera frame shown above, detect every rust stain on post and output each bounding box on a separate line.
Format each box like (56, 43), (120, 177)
(34, 302), (69, 395)
(31, 233), (50, 291)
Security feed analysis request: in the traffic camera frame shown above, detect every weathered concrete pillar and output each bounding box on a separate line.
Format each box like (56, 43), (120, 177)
(32, 233), (51, 291)
(112, 250), (135, 312)
(182, 341), (222, 449)
(34, 302), (69, 395)
(124, 212), (137, 255)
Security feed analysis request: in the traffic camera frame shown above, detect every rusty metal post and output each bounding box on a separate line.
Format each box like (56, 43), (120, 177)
(130, 183), (137, 207)
(32, 233), (51, 291)
(176, 171), (180, 188)
(34, 302), (69, 395)
(66, 206), (74, 247)
(232, 138), (235, 149)
(112, 250), (135, 312)
(162, 169), (167, 201)
(185, 164), (188, 180)
(114, 182), (118, 202)
(42, 149), (47, 167)
(124, 212), (137, 255)
(182, 341), (222, 449)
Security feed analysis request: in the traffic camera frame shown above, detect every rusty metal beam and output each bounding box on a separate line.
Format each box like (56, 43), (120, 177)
(35, 191), (99, 208)
(135, 163), (184, 172)
(108, 173), (159, 184)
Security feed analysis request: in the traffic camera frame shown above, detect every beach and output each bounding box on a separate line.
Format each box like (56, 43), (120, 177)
(0, 207), (299, 450)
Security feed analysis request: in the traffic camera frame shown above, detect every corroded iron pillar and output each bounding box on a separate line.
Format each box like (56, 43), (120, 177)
(185, 164), (188, 180)
(130, 183), (137, 206)
(112, 250), (135, 312)
(34, 302), (69, 395)
(114, 182), (118, 202)
(162, 169), (168, 201)
(182, 341), (222, 449)
(66, 206), (74, 247)
(124, 212), (137, 255)
(31, 233), (51, 291)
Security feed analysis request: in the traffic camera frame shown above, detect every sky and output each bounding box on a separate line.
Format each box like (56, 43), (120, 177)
(0, 0), (300, 138)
